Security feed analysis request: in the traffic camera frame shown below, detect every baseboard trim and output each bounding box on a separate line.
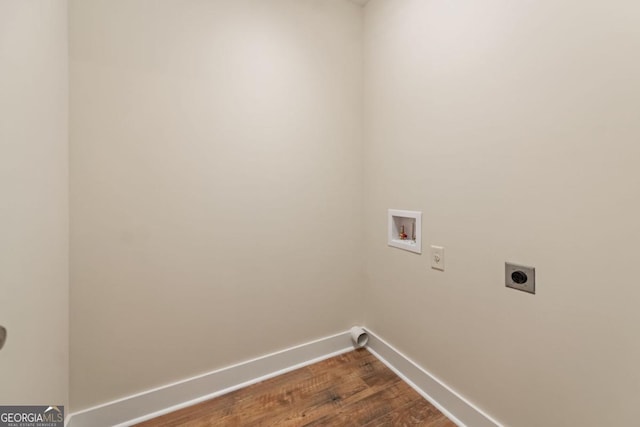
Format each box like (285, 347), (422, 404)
(364, 328), (503, 427)
(68, 328), (503, 427)
(67, 331), (353, 427)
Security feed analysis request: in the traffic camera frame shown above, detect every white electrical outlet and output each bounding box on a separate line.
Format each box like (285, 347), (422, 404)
(430, 245), (444, 271)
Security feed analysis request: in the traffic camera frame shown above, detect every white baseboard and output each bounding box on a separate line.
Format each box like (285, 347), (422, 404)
(364, 328), (502, 427)
(67, 331), (353, 427)
(67, 328), (502, 427)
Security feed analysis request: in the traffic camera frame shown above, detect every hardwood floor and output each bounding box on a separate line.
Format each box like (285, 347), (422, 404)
(136, 349), (456, 426)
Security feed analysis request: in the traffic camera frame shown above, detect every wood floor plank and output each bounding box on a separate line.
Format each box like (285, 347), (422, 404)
(365, 396), (456, 427)
(302, 379), (423, 426)
(135, 368), (312, 427)
(135, 349), (456, 427)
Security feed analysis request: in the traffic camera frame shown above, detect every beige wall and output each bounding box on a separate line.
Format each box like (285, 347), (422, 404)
(69, 0), (363, 412)
(0, 0), (69, 409)
(363, 1), (640, 426)
(65, 0), (640, 423)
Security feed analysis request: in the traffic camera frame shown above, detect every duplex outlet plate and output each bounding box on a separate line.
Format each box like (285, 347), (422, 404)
(430, 245), (444, 271)
(505, 263), (535, 294)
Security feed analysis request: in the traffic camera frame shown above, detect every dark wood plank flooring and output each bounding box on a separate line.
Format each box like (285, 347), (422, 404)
(136, 349), (456, 426)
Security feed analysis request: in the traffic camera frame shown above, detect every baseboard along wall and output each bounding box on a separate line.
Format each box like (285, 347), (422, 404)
(67, 328), (502, 427)
(67, 331), (353, 427)
(364, 328), (503, 427)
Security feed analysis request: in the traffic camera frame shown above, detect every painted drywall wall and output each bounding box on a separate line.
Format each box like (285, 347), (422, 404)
(363, 1), (640, 426)
(69, 0), (363, 412)
(0, 0), (69, 410)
